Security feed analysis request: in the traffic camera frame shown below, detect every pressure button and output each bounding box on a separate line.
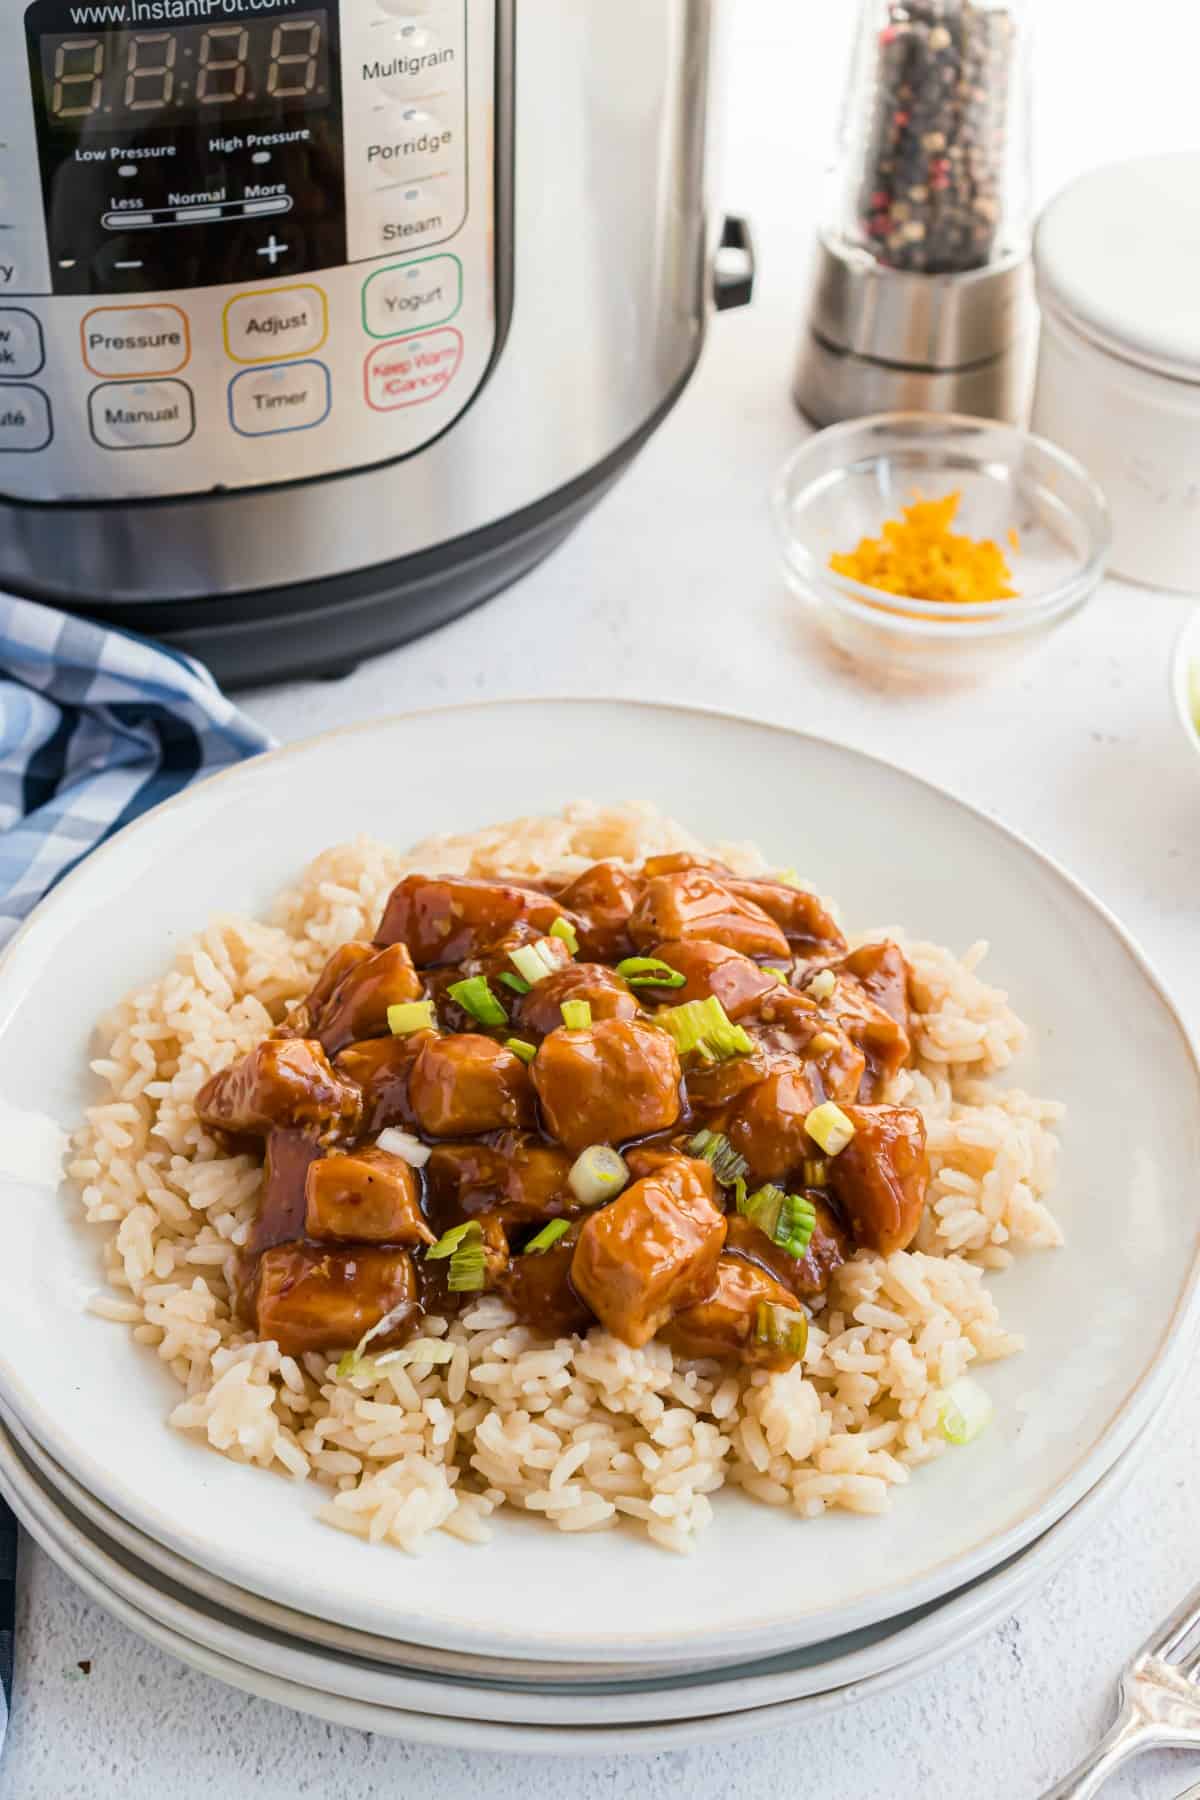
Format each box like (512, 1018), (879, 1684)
(81, 305), (190, 378)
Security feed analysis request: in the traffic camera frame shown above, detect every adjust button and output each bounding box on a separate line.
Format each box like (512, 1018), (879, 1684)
(224, 284), (328, 365)
(81, 304), (190, 378)
(364, 328), (463, 411)
(0, 386), (52, 453)
(362, 254), (461, 338)
(229, 360), (331, 436)
(88, 379), (195, 450)
(0, 309), (45, 379)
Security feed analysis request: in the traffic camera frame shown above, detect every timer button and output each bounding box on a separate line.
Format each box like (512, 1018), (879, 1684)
(0, 386), (52, 454)
(366, 108), (456, 190)
(229, 360), (332, 437)
(362, 254), (462, 338)
(0, 310), (45, 380)
(224, 285), (328, 365)
(81, 305), (190, 379)
(88, 379), (195, 452)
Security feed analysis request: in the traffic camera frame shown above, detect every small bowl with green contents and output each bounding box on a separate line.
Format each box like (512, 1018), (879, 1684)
(1171, 608), (1200, 762)
(771, 413), (1112, 686)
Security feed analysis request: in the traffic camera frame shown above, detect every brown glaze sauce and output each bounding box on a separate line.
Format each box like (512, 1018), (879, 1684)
(196, 856), (929, 1371)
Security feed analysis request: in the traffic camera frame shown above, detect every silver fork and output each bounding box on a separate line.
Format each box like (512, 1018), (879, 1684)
(1045, 1580), (1200, 1797)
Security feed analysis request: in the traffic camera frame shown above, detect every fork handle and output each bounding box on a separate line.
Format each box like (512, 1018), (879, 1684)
(1042, 1711), (1148, 1800)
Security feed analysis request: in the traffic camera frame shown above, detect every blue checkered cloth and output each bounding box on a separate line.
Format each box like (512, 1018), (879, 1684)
(0, 593), (273, 947)
(0, 592), (273, 1738)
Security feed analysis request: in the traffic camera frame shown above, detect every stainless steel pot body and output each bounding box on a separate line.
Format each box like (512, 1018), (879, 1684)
(0, 0), (714, 611)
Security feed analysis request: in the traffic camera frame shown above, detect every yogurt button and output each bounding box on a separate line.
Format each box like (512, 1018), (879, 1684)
(363, 254), (462, 337)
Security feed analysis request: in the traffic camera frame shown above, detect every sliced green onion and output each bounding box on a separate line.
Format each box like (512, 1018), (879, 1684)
(568, 1144), (629, 1207)
(523, 1218), (572, 1256)
(808, 968), (837, 1002)
(498, 971), (531, 996)
(374, 1339), (455, 1371)
(776, 868), (804, 890)
(686, 1128), (749, 1189)
(335, 1297), (417, 1379)
(939, 1377), (994, 1446)
(549, 916), (579, 956)
(656, 995), (754, 1063)
(504, 1037), (537, 1065)
(615, 955), (687, 990)
(426, 1220), (487, 1293)
(375, 1126), (432, 1169)
(387, 1000), (436, 1036)
(447, 974), (507, 1028)
(754, 1301), (809, 1361)
(509, 938), (570, 986)
(802, 1157), (829, 1189)
(805, 1101), (856, 1156)
(809, 1030), (840, 1055)
(426, 1221), (476, 1260)
(737, 1183), (817, 1259)
(560, 999), (593, 1031)
(765, 967), (790, 985)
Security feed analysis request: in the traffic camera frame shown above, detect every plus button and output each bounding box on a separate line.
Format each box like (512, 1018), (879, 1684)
(256, 235), (288, 266)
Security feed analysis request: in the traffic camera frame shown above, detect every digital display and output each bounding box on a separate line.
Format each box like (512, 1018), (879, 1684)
(38, 13), (331, 131)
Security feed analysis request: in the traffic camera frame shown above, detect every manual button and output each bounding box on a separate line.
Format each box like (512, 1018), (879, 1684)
(224, 284), (328, 365)
(229, 359), (331, 436)
(88, 379), (195, 450)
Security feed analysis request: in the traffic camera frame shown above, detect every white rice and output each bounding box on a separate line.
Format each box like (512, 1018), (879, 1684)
(68, 803), (1063, 1555)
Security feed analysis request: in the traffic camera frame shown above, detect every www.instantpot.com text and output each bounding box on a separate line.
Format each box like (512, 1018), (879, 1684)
(69, 0), (304, 24)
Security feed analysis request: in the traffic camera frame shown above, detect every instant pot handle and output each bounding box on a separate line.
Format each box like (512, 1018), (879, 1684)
(713, 215), (757, 311)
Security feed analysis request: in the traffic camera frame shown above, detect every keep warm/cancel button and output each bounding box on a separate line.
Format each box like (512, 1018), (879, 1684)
(364, 327), (463, 411)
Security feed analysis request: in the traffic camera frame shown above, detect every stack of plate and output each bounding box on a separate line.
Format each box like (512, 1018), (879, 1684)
(0, 703), (1196, 1752)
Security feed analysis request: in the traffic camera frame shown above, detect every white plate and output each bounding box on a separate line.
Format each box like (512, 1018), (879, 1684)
(0, 1404), (1145, 1728)
(1171, 607), (1200, 762)
(0, 700), (1197, 1664)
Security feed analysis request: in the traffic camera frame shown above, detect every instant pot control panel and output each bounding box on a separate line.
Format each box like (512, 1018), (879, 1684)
(0, 0), (505, 502)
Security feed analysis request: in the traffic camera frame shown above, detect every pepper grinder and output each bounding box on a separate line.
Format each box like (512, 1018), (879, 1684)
(795, 0), (1036, 427)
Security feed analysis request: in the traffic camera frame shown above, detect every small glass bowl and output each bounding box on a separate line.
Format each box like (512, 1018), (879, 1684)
(771, 413), (1111, 687)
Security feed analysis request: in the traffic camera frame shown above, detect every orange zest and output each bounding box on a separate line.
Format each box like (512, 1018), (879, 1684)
(830, 491), (1019, 605)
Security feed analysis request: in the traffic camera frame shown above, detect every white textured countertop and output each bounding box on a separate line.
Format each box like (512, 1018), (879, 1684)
(6, 4), (1200, 1796)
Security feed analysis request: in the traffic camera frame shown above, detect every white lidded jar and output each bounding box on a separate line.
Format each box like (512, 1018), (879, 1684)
(1032, 153), (1200, 593)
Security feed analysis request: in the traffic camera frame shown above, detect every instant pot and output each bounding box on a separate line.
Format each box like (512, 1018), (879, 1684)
(0, 0), (752, 683)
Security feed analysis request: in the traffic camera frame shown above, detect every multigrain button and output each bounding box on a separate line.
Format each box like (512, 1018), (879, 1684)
(229, 359), (331, 436)
(223, 284), (328, 365)
(0, 309), (45, 378)
(364, 328), (463, 410)
(88, 379), (195, 450)
(362, 254), (461, 338)
(0, 386), (52, 452)
(81, 304), (190, 378)
(371, 24), (458, 100)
